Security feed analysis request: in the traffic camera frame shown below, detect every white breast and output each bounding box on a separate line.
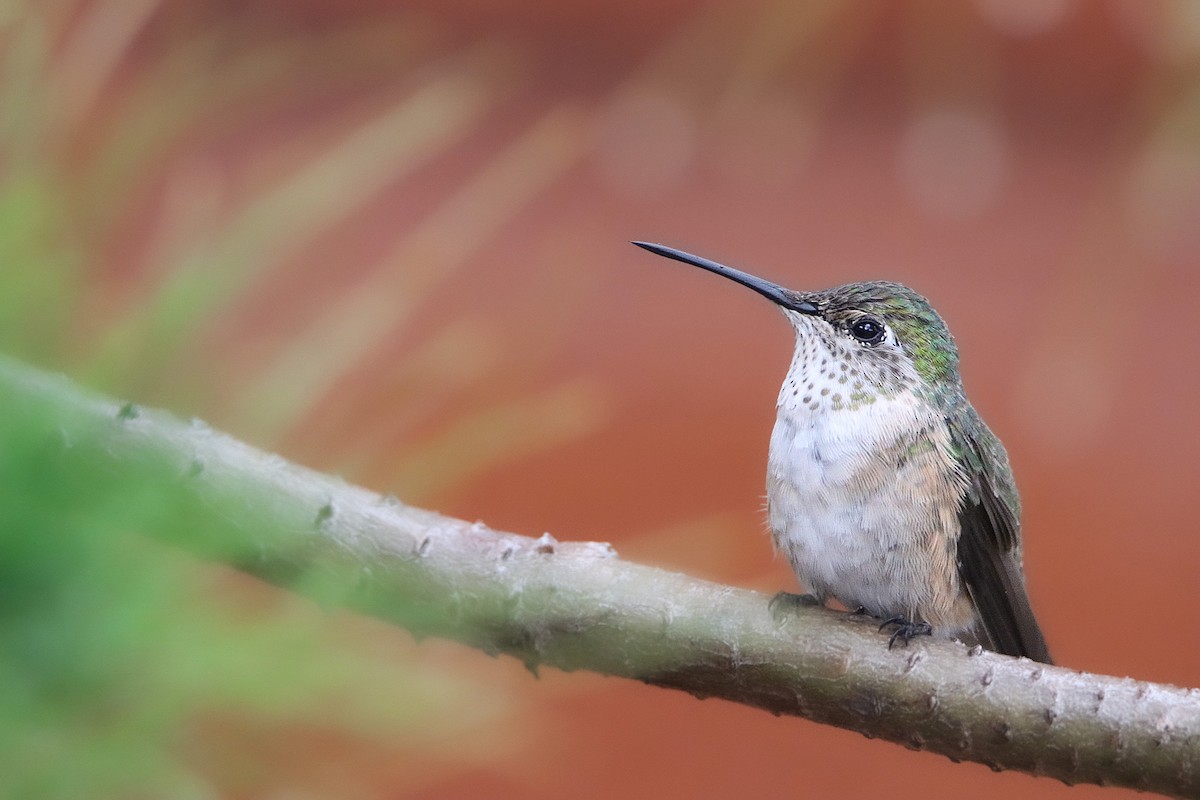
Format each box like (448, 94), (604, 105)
(766, 338), (966, 618)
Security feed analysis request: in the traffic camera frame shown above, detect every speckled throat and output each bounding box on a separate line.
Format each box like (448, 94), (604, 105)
(777, 308), (919, 414)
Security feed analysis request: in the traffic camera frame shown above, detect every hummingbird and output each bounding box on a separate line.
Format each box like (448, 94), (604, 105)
(634, 241), (1051, 663)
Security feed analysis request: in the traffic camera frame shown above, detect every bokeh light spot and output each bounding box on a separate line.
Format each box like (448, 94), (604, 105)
(1127, 144), (1200, 264)
(1111, 0), (1200, 63)
(973, 0), (1076, 37)
(897, 107), (1010, 221)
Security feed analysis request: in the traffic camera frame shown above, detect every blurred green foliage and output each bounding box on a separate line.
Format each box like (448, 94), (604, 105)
(0, 247), (491, 799)
(0, 4), (516, 797)
(0, 389), (498, 798)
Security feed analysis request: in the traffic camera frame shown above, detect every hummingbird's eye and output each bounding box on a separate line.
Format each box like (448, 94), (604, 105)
(849, 317), (886, 345)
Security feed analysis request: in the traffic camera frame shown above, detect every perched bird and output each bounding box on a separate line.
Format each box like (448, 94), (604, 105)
(635, 241), (1051, 663)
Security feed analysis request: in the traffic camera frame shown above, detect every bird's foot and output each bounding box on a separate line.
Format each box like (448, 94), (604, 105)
(879, 616), (933, 649)
(769, 591), (821, 621)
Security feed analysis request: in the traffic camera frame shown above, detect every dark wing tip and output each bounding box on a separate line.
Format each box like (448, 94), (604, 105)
(957, 477), (1053, 664)
(951, 417), (1052, 664)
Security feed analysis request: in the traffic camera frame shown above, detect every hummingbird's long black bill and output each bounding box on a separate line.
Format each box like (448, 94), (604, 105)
(632, 241), (818, 314)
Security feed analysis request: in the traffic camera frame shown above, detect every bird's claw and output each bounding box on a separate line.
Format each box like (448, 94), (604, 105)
(878, 616), (933, 649)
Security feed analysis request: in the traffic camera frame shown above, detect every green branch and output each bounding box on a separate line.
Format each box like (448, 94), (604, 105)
(1, 355), (1196, 797)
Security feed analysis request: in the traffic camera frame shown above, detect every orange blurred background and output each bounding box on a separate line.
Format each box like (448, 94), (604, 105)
(7, 0), (1200, 797)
